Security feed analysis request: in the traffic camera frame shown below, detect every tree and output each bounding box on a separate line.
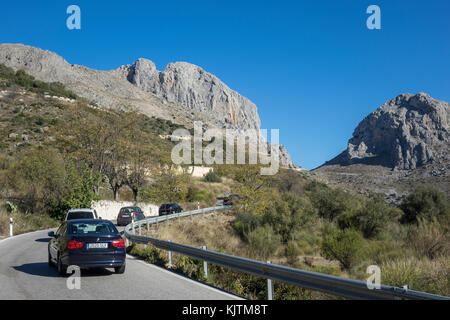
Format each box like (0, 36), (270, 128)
(400, 186), (450, 224)
(321, 225), (363, 270)
(141, 166), (190, 203)
(232, 165), (273, 214)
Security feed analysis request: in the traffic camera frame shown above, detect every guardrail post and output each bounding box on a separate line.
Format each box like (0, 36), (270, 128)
(168, 240), (172, 265)
(202, 245), (208, 278)
(267, 261), (273, 300)
(139, 223), (141, 235)
(9, 217), (13, 237)
(147, 222), (149, 232)
(132, 221), (135, 234)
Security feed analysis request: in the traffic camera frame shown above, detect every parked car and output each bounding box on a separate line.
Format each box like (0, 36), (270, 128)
(48, 219), (126, 275)
(158, 203), (183, 216)
(65, 208), (99, 221)
(117, 206), (145, 226)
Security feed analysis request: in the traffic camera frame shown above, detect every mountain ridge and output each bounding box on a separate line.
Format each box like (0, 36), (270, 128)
(0, 43), (298, 169)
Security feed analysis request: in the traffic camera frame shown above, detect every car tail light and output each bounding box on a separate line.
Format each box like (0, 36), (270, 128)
(112, 238), (125, 248)
(68, 240), (84, 249)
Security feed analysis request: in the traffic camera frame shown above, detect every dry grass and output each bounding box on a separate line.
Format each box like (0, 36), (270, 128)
(380, 256), (450, 296)
(144, 210), (249, 256)
(407, 218), (449, 259)
(0, 207), (58, 236)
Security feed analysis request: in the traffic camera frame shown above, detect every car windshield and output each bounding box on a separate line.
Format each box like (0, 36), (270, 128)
(67, 211), (94, 220)
(69, 221), (118, 235)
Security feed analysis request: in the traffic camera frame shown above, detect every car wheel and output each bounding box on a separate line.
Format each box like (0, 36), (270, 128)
(57, 254), (67, 276)
(115, 263), (126, 274)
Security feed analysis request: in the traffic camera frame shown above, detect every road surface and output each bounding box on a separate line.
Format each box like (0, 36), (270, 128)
(0, 229), (240, 300)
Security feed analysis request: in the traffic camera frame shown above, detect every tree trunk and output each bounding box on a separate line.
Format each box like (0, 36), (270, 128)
(113, 187), (120, 201)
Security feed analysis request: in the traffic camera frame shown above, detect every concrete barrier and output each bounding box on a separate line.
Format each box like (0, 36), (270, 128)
(91, 200), (159, 221)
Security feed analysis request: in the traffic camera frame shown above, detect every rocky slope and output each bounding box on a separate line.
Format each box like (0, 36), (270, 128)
(323, 93), (449, 169)
(122, 58), (260, 130)
(0, 43), (298, 168)
(314, 93), (450, 202)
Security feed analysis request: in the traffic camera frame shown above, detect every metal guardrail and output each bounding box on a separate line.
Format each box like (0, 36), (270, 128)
(124, 206), (449, 300)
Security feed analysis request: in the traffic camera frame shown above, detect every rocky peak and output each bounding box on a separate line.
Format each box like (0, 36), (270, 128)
(125, 58), (261, 130)
(324, 93), (450, 170)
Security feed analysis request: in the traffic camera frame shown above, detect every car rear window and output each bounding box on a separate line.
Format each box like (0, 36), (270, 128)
(69, 221), (118, 235)
(67, 211), (94, 220)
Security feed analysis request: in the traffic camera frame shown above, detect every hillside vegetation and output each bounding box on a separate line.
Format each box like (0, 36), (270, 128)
(1, 67), (448, 299)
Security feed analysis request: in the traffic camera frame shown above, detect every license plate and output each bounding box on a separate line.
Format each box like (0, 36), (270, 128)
(87, 243), (108, 249)
(122, 214), (130, 217)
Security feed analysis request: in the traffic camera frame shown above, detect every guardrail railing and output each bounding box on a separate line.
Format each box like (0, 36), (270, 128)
(124, 206), (449, 300)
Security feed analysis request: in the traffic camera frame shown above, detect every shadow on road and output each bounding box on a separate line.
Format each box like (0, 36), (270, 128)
(12, 263), (115, 278)
(35, 238), (51, 243)
(12, 262), (59, 277)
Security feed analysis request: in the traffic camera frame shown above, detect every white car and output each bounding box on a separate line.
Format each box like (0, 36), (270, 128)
(65, 208), (100, 221)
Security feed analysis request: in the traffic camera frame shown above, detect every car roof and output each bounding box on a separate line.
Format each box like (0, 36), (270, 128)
(68, 208), (95, 213)
(67, 219), (109, 224)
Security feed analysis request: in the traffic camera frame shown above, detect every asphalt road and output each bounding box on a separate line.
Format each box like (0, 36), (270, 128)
(0, 228), (240, 300)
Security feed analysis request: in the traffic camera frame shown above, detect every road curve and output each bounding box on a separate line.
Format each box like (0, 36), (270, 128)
(0, 229), (240, 300)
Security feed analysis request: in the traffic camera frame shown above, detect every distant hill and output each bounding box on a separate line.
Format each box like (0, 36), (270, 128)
(314, 93), (450, 202)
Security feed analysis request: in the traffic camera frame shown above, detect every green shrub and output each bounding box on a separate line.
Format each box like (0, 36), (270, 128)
(308, 185), (352, 221)
(321, 225), (364, 270)
(189, 189), (216, 204)
(203, 171), (222, 183)
(400, 186), (450, 224)
(233, 212), (264, 238)
(246, 225), (281, 259)
(285, 240), (303, 263)
(261, 193), (316, 243)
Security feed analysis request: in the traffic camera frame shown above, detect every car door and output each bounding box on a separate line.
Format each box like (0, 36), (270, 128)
(58, 223), (69, 262)
(49, 223), (64, 260)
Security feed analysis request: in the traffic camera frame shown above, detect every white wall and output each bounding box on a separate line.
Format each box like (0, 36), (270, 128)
(91, 200), (158, 221)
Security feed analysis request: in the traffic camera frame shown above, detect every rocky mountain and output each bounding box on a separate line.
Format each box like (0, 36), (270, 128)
(122, 58), (260, 130)
(314, 93), (450, 202)
(0, 43), (298, 168)
(323, 93), (450, 169)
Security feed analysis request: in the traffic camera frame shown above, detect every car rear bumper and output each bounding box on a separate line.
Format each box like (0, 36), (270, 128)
(65, 251), (126, 268)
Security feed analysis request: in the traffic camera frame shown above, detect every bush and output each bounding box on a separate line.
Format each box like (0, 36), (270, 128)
(233, 212), (264, 238)
(189, 189), (216, 205)
(285, 240), (303, 263)
(400, 186), (450, 224)
(203, 171), (222, 183)
(406, 218), (449, 259)
(261, 193), (316, 243)
(246, 225), (281, 259)
(321, 225), (364, 270)
(308, 184), (354, 221)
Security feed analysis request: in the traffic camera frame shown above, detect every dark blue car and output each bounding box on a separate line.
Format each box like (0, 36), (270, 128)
(48, 219), (126, 275)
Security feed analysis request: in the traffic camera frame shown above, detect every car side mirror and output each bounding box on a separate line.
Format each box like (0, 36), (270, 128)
(48, 231), (56, 238)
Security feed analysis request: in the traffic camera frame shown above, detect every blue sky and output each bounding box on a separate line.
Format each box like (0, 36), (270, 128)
(1, 0), (449, 169)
